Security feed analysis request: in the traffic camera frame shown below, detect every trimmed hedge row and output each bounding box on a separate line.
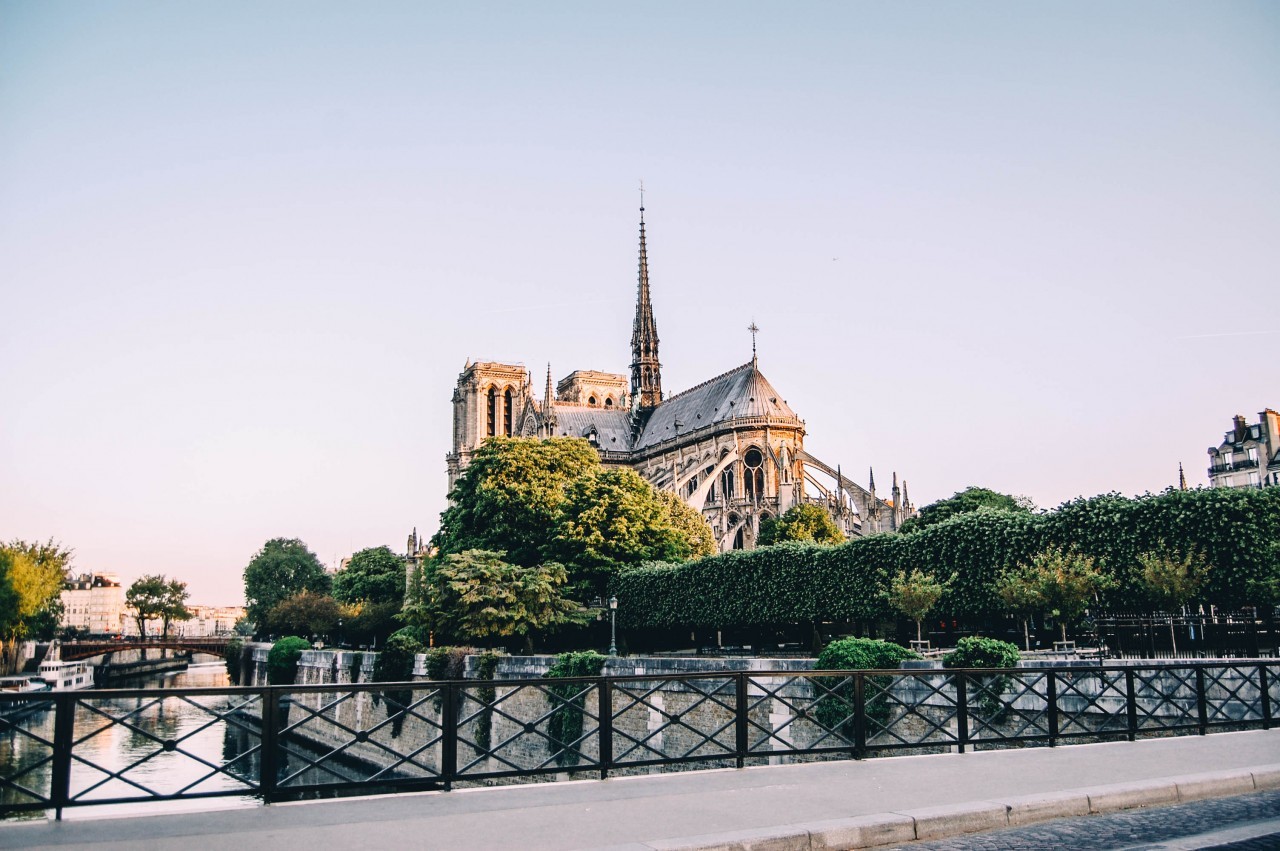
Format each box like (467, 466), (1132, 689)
(611, 488), (1280, 629)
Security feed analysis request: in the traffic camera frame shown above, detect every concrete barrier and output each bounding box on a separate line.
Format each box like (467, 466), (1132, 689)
(1087, 779), (1180, 813)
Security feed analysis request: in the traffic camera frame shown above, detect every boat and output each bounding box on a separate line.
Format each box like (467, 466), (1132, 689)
(37, 641), (94, 691)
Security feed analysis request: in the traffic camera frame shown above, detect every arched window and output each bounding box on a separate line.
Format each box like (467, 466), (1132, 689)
(733, 527), (745, 550)
(588, 395), (597, 406)
(604, 397), (614, 408)
(486, 387), (497, 437)
(686, 476), (697, 497)
(503, 388), (513, 435)
(744, 448), (765, 499)
(722, 468), (735, 500)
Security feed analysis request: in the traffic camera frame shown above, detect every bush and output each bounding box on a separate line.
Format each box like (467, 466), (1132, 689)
(942, 636), (1021, 669)
(266, 636), (310, 685)
(813, 638), (919, 738)
(943, 636), (1022, 721)
(224, 638), (244, 685)
(424, 646), (476, 682)
(544, 650), (606, 767)
(372, 632), (424, 738)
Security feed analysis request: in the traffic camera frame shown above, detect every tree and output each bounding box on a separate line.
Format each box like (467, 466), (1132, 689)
(757, 504), (844, 546)
(126, 575), (170, 637)
(333, 546), (407, 606)
(1024, 546), (1110, 645)
(0, 539), (72, 666)
(1137, 547), (1208, 655)
(159, 578), (192, 637)
(432, 438), (601, 567)
(402, 550), (589, 650)
(889, 568), (950, 644)
(243, 538), (331, 628)
(653, 490), (718, 560)
(264, 590), (343, 639)
(898, 487), (1030, 534)
(553, 468), (715, 590)
(995, 563), (1046, 651)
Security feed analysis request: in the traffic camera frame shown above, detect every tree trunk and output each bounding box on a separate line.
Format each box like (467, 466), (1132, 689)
(1022, 618), (1031, 652)
(916, 619), (923, 643)
(1060, 621), (1068, 644)
(1169, 616), (1178, 657)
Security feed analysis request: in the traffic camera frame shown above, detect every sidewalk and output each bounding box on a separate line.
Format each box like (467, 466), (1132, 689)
(4, 730), (1279, 850)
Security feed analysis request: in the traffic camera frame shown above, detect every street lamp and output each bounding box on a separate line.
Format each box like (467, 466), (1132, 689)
(591, 596), (621, 656)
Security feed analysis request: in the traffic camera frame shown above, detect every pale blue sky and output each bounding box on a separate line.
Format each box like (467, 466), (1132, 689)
(2, 2), (1277, 604)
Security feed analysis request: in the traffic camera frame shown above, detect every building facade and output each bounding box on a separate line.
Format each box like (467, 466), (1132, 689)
(60, 573), (127, 636)
(1208, 409), (1280, 489)
(446, 208), (916, 551)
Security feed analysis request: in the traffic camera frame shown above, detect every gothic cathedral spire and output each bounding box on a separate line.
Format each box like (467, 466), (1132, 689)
(630, 200), (662, 409)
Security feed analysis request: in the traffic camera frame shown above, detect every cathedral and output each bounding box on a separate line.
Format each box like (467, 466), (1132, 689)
(445, 207), (915, 552)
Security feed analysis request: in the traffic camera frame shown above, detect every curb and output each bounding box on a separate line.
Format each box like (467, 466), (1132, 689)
(631, 763), (1280, 851)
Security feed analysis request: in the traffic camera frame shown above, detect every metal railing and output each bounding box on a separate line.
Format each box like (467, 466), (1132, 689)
(1098, 614), (1280, 659)
(3, 660), (1277, 819)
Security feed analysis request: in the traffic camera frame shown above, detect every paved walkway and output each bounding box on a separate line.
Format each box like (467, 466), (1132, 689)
(3, 730), (1280, 850)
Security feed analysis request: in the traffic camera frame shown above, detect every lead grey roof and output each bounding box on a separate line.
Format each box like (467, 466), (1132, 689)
(634, 362), (800, 451)
(551, 405), (633, 449)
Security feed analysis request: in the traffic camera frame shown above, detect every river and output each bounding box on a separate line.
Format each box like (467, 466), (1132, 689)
(1, 661), (292, 821)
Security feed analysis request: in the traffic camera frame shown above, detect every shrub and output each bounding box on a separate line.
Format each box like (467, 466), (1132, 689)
(813, 638), (920, 738)
(224, 638), (243, 685)
(266, 636), (310, 685)
(544, 650), (606, 767)
(372, 632), (425, 738)
(942, 636), (1021, 670)
(943, 636), (1022, 721)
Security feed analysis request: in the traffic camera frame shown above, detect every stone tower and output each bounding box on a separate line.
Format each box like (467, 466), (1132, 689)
(630, 205), (662, 410)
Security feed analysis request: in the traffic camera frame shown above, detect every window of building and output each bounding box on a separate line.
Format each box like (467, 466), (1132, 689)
(1249, 471), (1261, 487)
(504, 389), (513, 435)
(486, 387), (496, 437)
(743, 448), (764, 499)
(1247, 447), (1259, 463)
(722, 469), (735, 500)
(588, 395), (597, 406)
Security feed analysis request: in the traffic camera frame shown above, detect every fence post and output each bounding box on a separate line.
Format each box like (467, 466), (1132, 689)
(955, 673), (968, 754)
(1259, 664), (1272, 730)
(597, 677), (612, 780)
(1195, 666), (1208, 735)
(1125, 668), (1138, 742)
(49, 692), (75, 820)
(735, 672), (748, 769)
(1046, 670), (1059, 747)
(441, 681), (458, 790)
(258, 687), (279, 803)
(853, 674), (866, 759)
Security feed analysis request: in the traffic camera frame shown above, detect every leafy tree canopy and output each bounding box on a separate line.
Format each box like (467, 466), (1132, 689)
(243, 538), (331, 627)
(333, 546), (407, 606)
(127, 574), (193, 637)
(0, 539), (72, 661)
(432, 438), (600, 567)
(553, 468), (716, 587)
(402, 550), (589, 646)
(758, 504), (844, 546)
(899, 486), (1031, 534)
(265, 590), (343, 638)
(433, 438), (716, 591)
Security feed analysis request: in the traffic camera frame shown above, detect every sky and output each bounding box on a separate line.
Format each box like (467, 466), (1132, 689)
(2, 2), (1278, 606)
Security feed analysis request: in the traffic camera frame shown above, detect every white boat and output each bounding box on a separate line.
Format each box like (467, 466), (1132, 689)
(37, 641), (94, 691)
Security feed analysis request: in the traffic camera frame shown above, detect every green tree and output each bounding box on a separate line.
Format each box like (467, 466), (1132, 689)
(1137, 547), (1208, 655)
(889, 568), (950, 643)
(126, 574), (192, 637)
(333, 546), (407, 606)
(0, 543), (70, 673)
(653, 490), (718, 560)
(264, 590), (343, 639)
(898, 486), (1031, 534)
(266, 636), (310, 685)
(243, 538), (331, 628)
(994, 563), (1047, 651)
(757, 504), (844, 546)
(403, 550), (589, 650)
(553, 468), (715, 590)
(1025, 546), (1110, 644)
(432, 438), (601, 567)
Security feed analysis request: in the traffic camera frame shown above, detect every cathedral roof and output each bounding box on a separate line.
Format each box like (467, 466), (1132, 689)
(634, 361), (800, 451)
(550, 405), (633, 449)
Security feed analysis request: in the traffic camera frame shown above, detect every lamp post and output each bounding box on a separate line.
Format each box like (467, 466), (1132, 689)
(608, 595), (618, 656)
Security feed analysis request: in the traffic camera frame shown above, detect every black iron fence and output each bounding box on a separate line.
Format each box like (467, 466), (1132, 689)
(1097, 614), (1280, 659)
(3, 660), (1278, 819)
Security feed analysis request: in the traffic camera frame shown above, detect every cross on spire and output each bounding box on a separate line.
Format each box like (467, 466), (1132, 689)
(748, 322), (759, 365)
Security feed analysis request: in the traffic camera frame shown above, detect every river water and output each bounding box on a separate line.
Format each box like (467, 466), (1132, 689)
(0, 662), (275, 820)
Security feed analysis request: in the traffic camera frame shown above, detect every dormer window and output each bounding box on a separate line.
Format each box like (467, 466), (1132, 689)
(588, 395), (597, 406)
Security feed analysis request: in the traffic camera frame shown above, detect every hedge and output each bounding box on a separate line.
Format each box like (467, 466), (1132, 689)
(610, 488), (1280, 629)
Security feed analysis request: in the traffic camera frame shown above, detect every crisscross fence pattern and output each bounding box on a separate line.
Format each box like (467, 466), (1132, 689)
(3, 661), (1278, 818)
